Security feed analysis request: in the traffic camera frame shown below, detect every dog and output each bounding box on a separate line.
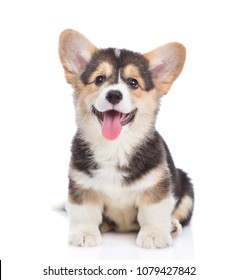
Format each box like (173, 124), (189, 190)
(58, 29), (194, 249)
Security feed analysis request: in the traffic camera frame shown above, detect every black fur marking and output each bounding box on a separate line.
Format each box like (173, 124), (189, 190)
(121, 131), (165, 184)
(102, 214), (117, 230)
(81, 48), (118, 84)
(68, 179), (81, 203)
(71, 134), (99, 176)
(120, 49), (154, 91)
(80, 48), (154, 91)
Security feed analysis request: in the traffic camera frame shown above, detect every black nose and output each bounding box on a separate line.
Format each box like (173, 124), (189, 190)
(106, 90), (123, 105)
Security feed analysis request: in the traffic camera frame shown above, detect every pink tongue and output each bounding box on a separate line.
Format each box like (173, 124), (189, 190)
(102, 110), (122, 140)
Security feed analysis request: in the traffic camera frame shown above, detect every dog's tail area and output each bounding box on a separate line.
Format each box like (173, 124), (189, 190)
(173, 169), (194, 227)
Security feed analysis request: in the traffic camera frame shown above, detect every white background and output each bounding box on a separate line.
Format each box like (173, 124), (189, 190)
(0, 0), (238, 279)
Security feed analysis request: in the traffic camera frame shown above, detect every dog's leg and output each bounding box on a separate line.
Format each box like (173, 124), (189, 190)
(136, 195), (175, 249)
(66, 201), (103, 247)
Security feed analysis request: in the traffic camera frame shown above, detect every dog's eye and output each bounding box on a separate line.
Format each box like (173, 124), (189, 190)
(95, 75), (106, 86)
(128, 78), (139, 89)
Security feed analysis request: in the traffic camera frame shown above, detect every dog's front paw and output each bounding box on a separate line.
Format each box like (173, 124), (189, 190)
(136, 228), (172, 249)
(69, 228), (102, 247)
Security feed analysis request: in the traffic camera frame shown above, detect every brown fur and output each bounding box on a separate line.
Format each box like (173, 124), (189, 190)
(173, 195), (193, 221)
(68, 180), (102, 205)
(137, 185), (171, 205)
(136, 166), (171, 205)
(59, 29), (97, 85)
(144, 43), (186, 94)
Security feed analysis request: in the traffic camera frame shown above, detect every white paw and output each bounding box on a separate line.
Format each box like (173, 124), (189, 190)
(136, 228), (173, 249)
(68, 228), (102, 247)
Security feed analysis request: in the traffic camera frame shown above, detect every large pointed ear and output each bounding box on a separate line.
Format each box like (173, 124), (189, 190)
(58, 29), (97, 84)
(144, 43), (186, 94)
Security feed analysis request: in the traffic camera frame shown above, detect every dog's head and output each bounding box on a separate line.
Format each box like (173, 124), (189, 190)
(59, 29), (185, 141)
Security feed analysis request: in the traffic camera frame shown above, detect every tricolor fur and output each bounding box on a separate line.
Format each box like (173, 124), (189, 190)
(58, 29), (194, 249)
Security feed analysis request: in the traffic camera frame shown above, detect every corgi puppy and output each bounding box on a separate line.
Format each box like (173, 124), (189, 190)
(58, 29), (194, 249)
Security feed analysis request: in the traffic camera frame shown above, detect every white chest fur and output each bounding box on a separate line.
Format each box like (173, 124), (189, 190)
(69, 160), (160, 231)
(69, 130), (163, 231)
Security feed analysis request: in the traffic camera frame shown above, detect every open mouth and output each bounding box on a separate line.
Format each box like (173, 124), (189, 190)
(92, 106), (137, 140)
